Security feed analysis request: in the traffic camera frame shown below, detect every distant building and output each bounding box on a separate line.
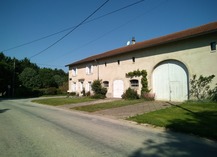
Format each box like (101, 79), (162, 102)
(66, 22), (217, 101)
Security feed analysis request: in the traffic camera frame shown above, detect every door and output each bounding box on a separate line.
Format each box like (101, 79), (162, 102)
(153, 60), (188, 101)
(113, 80), (124, 98)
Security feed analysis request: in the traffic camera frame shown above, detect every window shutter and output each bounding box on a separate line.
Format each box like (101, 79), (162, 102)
(75, 68), (77, 75)
(91, 65), (94, 74)
(86, 66), (88, 74)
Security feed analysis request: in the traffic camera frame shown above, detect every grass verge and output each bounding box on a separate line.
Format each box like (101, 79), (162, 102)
(127, 102), (217, 140)
(73, 99), (145, 112)
(32, 97), (95, 106)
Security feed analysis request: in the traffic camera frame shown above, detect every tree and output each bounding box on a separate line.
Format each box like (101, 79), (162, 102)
(39, 68), (57, 88)
(19, 67), (41, 88)
(0, 52), (14, 96)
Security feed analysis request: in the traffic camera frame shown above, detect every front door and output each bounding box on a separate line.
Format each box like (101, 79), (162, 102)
(113, 80), (124, 98)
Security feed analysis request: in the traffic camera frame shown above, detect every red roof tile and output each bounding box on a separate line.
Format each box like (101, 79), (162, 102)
(66, 21), (217, 66)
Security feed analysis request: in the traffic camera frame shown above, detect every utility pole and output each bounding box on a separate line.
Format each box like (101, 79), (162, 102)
(12, 59), (15, 97)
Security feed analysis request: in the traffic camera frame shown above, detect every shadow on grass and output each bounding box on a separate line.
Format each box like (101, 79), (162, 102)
(166, 102), (217, 140)
(0, 109), (10, 113)
(129, 132), (217, 157)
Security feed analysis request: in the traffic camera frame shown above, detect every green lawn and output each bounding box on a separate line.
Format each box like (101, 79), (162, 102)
(128, 102), (217, 140)
(32, 97), (95, 106)
(73, 99), (145, 112)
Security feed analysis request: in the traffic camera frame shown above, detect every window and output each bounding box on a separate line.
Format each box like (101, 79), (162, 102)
(80, 81), (84, 91)
(86, 65), (93, 74)
(210, 42), (216, 51)
(117, 60), (120, 65)
(72, 68), (77, 76)
(132, 57), (135, 63)
(103, 81), (109, 88)
(86, 82), (91, 92)
(72, 82), (77, 92)
(130, 79), (139, 87)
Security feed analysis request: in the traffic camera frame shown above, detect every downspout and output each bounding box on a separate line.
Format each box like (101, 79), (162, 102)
(95, 59), (99, 80)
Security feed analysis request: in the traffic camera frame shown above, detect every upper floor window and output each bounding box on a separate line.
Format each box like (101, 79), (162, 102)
(86, 65), (93, 75)
(132, 57), (135, 63)
(130, 79), (139, 87)
(117, 60), (120, 65)
(103, 81), (109, 88)
(210, 42), (216, 51)
(72, 68), (77, 76)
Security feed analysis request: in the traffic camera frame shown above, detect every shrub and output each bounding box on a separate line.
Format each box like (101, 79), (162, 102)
(15, 86), (42, 98)
(142, 93), (155, 101)
(122, 88), (139, 100)
(91, 80), (107, 99)
(45, 87), (57, 95)
(190, 74), (216, 101)
(209, 86), (217, 102)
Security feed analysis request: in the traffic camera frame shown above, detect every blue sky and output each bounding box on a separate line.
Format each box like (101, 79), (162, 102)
(1, 0), (217, 72)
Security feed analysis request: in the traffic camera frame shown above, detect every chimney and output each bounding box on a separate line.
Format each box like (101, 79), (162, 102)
(131, 37), (136, 44)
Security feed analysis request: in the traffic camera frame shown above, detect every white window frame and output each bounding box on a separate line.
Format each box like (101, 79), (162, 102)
(72, 68), (77, 76)
(130, 79), (139, 87)
(72, 82), (77, 92)
(103, 81), (109, 88)
(86, 65), (93, 75)
(85, 81), (92, 92)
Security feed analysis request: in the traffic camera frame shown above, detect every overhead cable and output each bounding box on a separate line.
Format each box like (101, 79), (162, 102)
(2, 0), (144, 52)
(29, 0), (110, 59)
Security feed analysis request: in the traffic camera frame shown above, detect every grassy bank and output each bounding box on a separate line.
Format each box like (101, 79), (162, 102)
(128, 102), (217, 140)
(32, 97), (95, 106)
(73, 99), (144, 112)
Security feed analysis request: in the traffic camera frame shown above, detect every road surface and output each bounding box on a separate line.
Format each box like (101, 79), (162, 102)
(0, 98), (216, 157)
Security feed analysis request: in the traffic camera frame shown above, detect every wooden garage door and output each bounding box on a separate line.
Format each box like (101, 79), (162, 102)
(153, 60), (188, 101)
(113, 80), (124, 98)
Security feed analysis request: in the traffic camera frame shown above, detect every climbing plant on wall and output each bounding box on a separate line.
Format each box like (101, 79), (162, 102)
(126, 69), (150, 95)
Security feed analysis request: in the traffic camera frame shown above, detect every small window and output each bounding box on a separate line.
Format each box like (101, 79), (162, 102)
(210, 42), (216, 51)
(132, 57), (135, 63)
(103, 81), (109, 88)
(118, 60), (120, 65)
(86, 65), (93, 74)
(130, 79), (139, 87)
(72, 68), (77, 76)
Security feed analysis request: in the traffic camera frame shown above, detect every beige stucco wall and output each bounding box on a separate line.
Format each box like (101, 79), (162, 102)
(68, 33), (217, 99)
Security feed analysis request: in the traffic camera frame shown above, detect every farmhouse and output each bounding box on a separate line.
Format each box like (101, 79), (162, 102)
(66, 21), (217, 101)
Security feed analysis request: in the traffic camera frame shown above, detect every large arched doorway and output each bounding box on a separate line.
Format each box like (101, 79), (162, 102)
(113, 80), (124, 98)
(152, 60), (188, 101)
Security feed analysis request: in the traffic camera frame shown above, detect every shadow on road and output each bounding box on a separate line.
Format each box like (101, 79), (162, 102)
(129, 131), (217, 157)
(0, 109), (10, 113)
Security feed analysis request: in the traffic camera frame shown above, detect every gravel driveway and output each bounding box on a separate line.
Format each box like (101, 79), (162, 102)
(59, 99), (177, 119)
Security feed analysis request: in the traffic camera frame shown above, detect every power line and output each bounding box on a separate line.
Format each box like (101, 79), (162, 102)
(29, 0), (110, 59)
(2, 0), (144, 52)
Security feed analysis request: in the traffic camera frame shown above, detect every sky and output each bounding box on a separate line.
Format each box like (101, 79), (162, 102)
(1, 0), (217, 72)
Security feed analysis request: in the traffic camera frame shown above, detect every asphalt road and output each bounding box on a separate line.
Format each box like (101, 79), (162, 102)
(0, 98), (217, 157)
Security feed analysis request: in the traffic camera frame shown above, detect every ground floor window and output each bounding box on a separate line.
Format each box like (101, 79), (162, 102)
(72, 82), (77, 92)
(103, 81), (109, 88)
(130, 79), (139, 87)
(86, 82), (92, 92)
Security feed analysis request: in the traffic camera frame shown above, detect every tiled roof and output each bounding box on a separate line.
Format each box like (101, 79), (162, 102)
(66, 21), (217, 67)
